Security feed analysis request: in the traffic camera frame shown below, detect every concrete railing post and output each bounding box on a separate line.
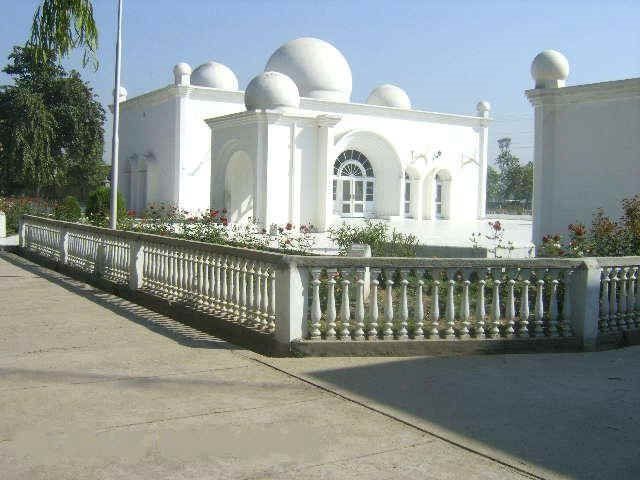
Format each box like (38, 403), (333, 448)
(0, 211), (6, 238)
(571, 258), (601, 350)
(129, 239), (144, 290)
(59, 227), (69, 265)
(348, 243), (372, 300)
(95, 243), (107, 277)
(18, 217), (26, 248)
(274, 262), (308, 346)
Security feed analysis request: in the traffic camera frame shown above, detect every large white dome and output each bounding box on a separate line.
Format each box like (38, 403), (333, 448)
(366, 84), (411, 109)
(191, 61), (239, 90)
(265, 37), (352, 102)
(531, 50), (569, 89)
(244, 71), (300, 111)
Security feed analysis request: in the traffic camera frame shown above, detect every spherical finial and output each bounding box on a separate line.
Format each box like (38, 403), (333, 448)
(113, 86), (127, 102)
(531, 50), (569, 89)
(191, 61), (239, 90)
(173, 62), (192, 86)
(265, 37), (352, 102)
(244, 71), (300, 111)
(476, 100), (491, 117)
(366, 84), (411, 109)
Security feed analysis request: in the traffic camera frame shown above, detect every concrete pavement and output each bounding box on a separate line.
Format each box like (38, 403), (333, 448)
(1, 252), (638, 479)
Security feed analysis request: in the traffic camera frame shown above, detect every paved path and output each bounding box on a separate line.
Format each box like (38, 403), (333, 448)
(1, 252), (638, 479)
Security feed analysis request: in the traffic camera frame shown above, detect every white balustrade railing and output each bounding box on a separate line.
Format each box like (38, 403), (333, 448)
(18, 215), (640, 352)
(598, 260), (640, 333)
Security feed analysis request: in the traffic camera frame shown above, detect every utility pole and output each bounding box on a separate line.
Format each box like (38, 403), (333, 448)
(109, 0), (123, 229)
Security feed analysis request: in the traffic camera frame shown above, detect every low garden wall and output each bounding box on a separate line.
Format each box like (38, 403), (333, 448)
(18, 215), (640, 356)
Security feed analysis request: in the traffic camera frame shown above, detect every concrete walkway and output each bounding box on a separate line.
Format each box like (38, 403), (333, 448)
(1, 253), (638, 479)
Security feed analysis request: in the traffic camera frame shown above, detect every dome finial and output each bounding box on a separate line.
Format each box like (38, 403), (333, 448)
(173, 62), (192, 86)
(476, 100), (491, 117)
(531, 50), (569, 89)
(191, 61), (239, 90)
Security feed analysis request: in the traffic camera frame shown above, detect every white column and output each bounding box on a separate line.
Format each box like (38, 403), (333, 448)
(316, 115), (340, 231)
(476, 103), (490, 219)
(288, 123), (301, 226)
(173, 86), (191, 208)
(412, 177), (424, 220)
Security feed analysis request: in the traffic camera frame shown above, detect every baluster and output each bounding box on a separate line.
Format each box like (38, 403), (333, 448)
(179, 250), (187, 298)
(560, 270), (574, 337)
(228, 257), (236, 314)
(246, 262), (255, 322)
(253, 263), (262, 327)
(261, 265), (269, 329)
(383, 270), (394, 340)
(398, 269), (409, 339)
(414, 269), (425, 339)
(310, 269), (322, 339)
(201, 253), (209, 306)
(609, 268), (618, 332)
(518, 272), (531, 337)
(475, 270), (486, 338)
(630, 267), (639, 328)
(239, 261), (247, 323)
(547, 270), (560, 337)
(533, 272), (545, 337)
(326, 269), (337, 340)
(353, 268), (366, 340)
(214, 256), (222, 310)
(368, 269), (380, 340)
(221, 256), (229, 313)
(459, 270), (471, 339)
(339, 270), (351, 341)
(505, 271), (516, 337)
(444, 269), (456, 339)
(489, 270), (501, 338)
(619, 268), (629, 330)
(234, 258), (242, 318)
(268, 268), (276, 332)
(600, 268), (610, 332)
(429, 271), (441, 339)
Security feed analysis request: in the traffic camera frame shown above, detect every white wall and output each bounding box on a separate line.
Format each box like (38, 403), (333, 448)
(527, 78), (640, 242)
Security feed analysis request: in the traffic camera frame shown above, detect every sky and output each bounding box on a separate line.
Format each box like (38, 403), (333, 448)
(1, 0), (639, 167)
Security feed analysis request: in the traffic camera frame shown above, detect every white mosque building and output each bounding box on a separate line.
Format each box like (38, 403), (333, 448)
(117, 37), (492, 233)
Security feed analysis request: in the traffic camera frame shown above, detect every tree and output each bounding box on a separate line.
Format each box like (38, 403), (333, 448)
(486, 137), (534, 212)
(0, 46), (106, 199)
(28, 0), (98, 69)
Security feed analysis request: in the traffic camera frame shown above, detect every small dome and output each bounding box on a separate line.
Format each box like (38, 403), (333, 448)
(366, 84), (411, 109)
(244, 71), (300, 111)
(476, 100), (491, 113)
(191, 61), (239, 90)
(265, 37), (352, 102)
(531, 50), (569, 89)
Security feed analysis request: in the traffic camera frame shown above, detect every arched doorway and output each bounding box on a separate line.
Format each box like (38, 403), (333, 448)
(333, 150), (375, 217)
(224, 151), (254, 224)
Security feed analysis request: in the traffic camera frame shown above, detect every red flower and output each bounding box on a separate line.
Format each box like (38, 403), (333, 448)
(489, 220), (502, 232)
(210, 209), (219, 218)
(285, 222), (293, 231)
(568, 223), (586, 236)
(221, 217), (228, 226)
(126, 209), (136, 217)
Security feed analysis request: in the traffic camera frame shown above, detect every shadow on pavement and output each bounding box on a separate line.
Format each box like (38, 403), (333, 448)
(305, 350), (640, 479)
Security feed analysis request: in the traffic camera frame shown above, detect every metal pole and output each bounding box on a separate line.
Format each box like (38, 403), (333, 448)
(109, 0), (124, 229)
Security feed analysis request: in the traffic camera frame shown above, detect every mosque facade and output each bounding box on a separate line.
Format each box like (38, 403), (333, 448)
(117, 37), (492, 231)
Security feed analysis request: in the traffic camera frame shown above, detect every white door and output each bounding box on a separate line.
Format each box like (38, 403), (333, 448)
(340, 179), (366, 216)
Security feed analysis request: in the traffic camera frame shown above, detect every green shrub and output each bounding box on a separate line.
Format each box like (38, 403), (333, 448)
(85, 187), (126, 227)
(328, 220), (418, 257)
(53, 196), (82, 222)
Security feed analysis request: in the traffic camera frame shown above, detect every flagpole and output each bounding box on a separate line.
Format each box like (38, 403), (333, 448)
(109, 0), (123, 229)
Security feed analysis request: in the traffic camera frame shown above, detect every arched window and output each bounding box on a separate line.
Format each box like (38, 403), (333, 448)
(333, 150), (375, 217)
(404, 173), (411, 217)
(434, 171), (451, 219)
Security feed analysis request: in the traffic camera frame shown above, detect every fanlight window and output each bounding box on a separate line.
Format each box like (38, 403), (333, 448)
(332, 150), (375, 217)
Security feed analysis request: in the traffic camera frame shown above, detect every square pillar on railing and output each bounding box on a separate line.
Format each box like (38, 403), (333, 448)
(571, 258), (601, 350)
(274, 262), (308, 345)
(59, 227), (69, 264)
(129, 239), (144, 290)
(95, 243), (107, 277)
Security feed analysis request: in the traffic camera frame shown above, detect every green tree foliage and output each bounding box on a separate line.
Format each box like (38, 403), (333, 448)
(486, 137), (534, 212)
(328, 220), (418, 257)
(86, 186), (125, 226)
(53, 195), (81, 221)
(0, 46), (106, 199)
(29, 0), (98, 69)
